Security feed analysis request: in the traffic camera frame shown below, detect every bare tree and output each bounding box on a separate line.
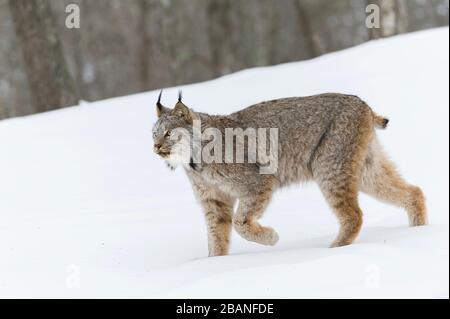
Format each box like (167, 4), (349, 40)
(8, 0), (78, 113)
(369, 0), (409, 39)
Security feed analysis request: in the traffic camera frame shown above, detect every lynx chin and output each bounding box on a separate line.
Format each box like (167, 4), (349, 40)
(151, 90), (427, 257)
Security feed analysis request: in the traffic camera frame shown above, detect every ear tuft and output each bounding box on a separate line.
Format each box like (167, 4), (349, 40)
(157, 89), (163, 106)
(156, 89), (169, 117)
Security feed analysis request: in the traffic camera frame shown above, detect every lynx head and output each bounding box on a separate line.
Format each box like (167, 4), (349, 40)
(152, 90), (198, 169)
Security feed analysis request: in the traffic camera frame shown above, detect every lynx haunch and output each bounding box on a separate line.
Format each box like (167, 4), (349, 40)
(152, 91), (427, 257)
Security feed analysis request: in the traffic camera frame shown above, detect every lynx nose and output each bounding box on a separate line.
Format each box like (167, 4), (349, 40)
(154, 143), (162, 151)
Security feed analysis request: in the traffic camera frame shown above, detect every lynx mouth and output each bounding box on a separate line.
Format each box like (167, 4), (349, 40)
(155, 150), (170, 158)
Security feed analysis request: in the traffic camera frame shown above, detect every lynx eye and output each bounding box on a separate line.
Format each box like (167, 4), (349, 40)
(164, 130), (171, 138)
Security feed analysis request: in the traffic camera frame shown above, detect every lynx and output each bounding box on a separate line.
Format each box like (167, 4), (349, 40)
(152, 91), (427, 257)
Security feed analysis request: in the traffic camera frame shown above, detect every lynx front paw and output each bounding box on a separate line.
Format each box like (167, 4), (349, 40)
(258, 226), (279, 246)
(234, 219), (279, 246)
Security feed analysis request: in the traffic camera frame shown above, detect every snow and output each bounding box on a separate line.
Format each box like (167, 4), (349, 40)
(0, 27), (448, 299)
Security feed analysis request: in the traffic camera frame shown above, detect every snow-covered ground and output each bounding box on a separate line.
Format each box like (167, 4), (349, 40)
(0, 27), (448, 299)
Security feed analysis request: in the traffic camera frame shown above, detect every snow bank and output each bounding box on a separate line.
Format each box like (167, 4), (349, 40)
(0, 27), (448, 298)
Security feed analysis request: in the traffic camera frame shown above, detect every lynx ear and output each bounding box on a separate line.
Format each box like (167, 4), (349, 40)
(172, 91), (196, 123)
(172, 102), (193, 122)
(156, 89), (169, 117)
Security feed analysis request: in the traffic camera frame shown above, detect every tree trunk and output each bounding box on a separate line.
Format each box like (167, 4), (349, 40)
(139, 0), (150, 91)
(369, 0), (408, 39)
(295, 0), (324, 57)
(8, 0), (78, 113)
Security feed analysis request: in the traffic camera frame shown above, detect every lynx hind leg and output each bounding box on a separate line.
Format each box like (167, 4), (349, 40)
(233, 178), (279, 246)
(312, 106), (375, 247)
(318, 173), (364, 248)
(361, 141), (427, 226)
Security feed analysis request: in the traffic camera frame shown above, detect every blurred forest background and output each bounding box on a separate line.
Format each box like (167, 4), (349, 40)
(0, 0), (448, 120)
